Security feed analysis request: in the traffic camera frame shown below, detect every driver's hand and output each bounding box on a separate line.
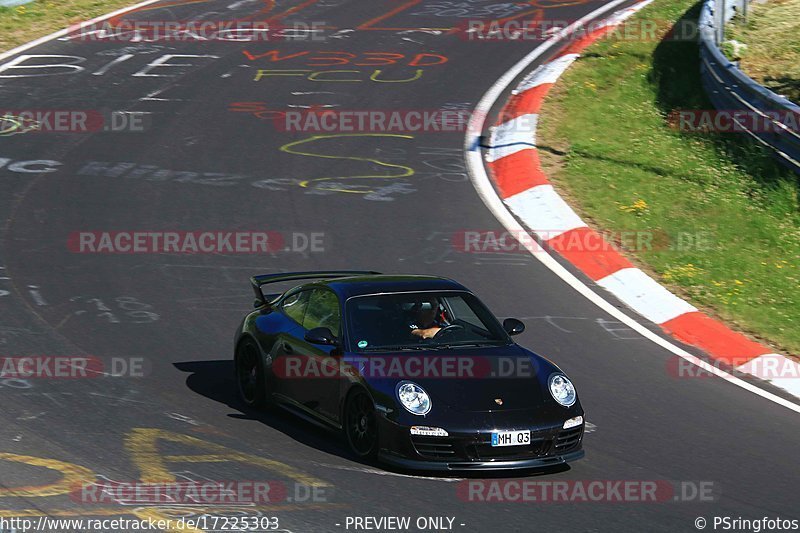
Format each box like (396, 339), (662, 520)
(411, 327), (441, 339)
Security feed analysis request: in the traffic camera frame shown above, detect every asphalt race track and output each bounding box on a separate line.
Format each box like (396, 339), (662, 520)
(0, 1), (798, 532)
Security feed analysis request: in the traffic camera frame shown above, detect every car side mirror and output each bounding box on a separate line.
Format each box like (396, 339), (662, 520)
(503, 318), (525, 336)
(305, 327), (338, 345)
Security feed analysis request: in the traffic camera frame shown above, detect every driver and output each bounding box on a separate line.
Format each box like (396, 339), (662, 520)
(407, 297), (448, 340)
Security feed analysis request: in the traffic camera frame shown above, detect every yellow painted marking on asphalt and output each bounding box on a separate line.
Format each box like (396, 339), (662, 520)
(369, 69), (424, 83)
(279, 133), (415, 194)
(0, 114), (40, 136)
(0, 115), (22, 136)
(0, 453), (94, 497)
(125, 428), (328, 487)
(306, 70), (363, 82)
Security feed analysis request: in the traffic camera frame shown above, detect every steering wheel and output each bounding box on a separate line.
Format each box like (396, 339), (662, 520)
(432, 324), (464, 339)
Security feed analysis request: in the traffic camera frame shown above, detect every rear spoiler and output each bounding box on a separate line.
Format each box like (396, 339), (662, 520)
(250, 270), (382, 308)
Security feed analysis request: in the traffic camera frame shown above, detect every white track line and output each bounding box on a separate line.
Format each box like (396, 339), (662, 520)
(0, 0), (164, 62)
(464, 0), (800, 414)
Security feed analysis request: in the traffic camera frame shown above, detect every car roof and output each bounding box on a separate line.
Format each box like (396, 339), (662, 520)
(302, 275), (471, 299)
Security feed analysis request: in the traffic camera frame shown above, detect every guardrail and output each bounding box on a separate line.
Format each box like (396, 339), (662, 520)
(698, 0), (800, 174)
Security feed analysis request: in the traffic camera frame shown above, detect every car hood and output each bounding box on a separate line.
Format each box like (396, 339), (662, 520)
(365, 344), (562, 413)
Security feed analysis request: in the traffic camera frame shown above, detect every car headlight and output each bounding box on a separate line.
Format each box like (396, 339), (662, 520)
(548, 374), (577, 407)
(396, 381), (431, 415)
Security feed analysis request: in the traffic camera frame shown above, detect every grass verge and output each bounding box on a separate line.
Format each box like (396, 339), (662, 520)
(725, 0), (800, 103)
(0, 0), (139, 53)
(537, 0), (800, 354)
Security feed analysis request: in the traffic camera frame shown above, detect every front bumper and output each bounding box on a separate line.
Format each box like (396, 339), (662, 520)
(377, 414), (585, 471)
(379, 449), (584, 471)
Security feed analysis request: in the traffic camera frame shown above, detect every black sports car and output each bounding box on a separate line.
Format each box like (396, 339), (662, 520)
(233, 271), (585, 471)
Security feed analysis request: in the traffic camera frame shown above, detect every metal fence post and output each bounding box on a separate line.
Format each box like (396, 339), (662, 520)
(699, 0), (800, 175)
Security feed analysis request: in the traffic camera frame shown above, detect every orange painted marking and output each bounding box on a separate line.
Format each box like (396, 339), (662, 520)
(357, 0), (423, 30)
(235, 0), (277, 22)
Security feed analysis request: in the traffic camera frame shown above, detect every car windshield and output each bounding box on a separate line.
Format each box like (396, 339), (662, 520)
(345, 291), (509, 352)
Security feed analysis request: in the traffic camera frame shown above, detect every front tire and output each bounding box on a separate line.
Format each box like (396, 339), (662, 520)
(344, 389), (378, 459)
(235, 338), (267, 408)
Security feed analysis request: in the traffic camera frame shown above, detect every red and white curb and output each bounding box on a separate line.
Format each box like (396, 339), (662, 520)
(483, 1), (800, 399)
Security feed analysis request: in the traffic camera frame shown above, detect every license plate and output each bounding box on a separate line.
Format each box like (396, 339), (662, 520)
(491, 430), (531, 447)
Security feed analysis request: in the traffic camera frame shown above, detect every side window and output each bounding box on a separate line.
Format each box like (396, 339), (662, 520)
(304, 289), (341, 335)
(281, 290), (310, 326)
